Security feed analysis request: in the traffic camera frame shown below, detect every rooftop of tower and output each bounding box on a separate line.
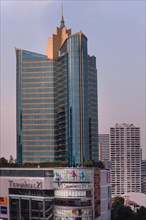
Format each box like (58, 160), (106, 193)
(46, 12), (71, 60)
(60, 15), (65, 28)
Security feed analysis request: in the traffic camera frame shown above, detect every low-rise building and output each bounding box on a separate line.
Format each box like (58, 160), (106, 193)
(0, 167), (111, 220)
(98, 170), (111, 220)
(121, 192), (146, 208)
(124, 199), (140, 213)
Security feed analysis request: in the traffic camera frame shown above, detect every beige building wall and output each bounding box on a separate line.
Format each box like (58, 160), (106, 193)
(46, 25), (71, 60)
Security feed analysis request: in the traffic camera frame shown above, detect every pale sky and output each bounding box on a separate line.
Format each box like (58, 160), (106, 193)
(0, 0), (145, 160)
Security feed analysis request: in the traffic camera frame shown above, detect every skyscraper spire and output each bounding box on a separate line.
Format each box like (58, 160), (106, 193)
(60, 3), (65, 28)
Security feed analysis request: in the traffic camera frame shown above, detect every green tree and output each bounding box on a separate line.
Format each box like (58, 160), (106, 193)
(112, 197), (124, 209)
(83, 160), (105, 168)
(9, 155), (14, 164)
(111, 196), (136, 220)
(136, 206), (146, 220)
(39, 161), (63, 167)
(94, 160), (105, 169)
(117, 205), (136, 220)
(83, 160), (94, 167)
(0, 157), (8, 166)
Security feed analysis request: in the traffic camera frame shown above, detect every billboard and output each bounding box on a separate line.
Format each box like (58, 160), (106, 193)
(54, 207), (92, 218)
(54, 168), (93, 183)
(0, 197), (7, 205)
(54, 182), (92, 189)
(0, 206), (7, 214)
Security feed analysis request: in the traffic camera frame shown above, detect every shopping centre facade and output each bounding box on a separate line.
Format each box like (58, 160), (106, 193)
(0, 167), (111, 220)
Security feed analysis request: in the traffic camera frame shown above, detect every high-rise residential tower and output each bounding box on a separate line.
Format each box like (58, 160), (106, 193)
(110, 123), (141, 196)
(16, 16), (98, 165)
(141, 160), (146, 194)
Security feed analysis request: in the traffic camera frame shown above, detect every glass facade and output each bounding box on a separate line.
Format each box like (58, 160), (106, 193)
(16, 50), (55, 163)
(55, 53), (69, 163)
(16, 27), (98, 165)
(88, 56), (98, 161)
(9, 197), (53, 220)
(57, 33), (98, 165)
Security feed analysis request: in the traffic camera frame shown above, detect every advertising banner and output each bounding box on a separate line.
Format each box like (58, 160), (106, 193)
(54, 207), (92, 218)
(54, 182), (92, 189)
(0, 197), (7, 205)
(54, 169), (93, 183)
(0, 206), (7, 215)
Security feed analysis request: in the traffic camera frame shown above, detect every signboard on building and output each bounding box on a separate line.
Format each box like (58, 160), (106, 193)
(54, 168), (93, 182)
(54, 182), (92, 189)
(8, 177), (53, 190)
(0, 206), (7, 214)
(8, 180), (43, 189)
(0, 197), (7, 205)
(54, 207), (92, 218)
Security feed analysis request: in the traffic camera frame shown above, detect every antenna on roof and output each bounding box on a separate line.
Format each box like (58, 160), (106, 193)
(62, 2), (63, 18)
(60, 2), (65, 28)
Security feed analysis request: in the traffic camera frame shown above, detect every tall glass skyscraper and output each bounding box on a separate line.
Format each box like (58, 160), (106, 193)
(16, 16), (98, 165)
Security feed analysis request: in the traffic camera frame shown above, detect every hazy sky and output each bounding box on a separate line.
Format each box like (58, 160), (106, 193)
(0, 0), (145, 160)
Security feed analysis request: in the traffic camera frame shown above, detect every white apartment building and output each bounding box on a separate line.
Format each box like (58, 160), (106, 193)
(141, 160), (146, 194)
(110, 123), (141, 196)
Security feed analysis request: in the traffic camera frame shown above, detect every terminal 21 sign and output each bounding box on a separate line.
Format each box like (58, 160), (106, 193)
(8, 179), (43, 190)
